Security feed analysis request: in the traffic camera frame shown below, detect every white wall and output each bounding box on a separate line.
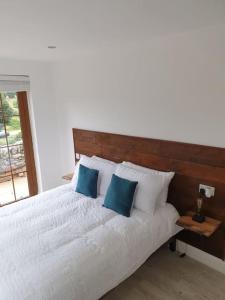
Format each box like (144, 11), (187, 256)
(53, 25), (225, 176)
(0, 58), (61, 191)
(177, 241), (225, 275)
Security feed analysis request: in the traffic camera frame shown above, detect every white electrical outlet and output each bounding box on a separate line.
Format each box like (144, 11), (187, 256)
(199, 184), (215, 198)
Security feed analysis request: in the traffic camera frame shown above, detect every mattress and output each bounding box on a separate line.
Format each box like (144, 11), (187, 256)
(0, 183), (179, 300)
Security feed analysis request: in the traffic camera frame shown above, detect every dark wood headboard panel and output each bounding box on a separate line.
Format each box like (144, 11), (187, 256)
(73, 128), (225, 259)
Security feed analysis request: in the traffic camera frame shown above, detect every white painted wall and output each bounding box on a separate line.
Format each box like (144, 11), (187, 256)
(0, 58), (61, 191)
(53, 25), (225, 176)
(177, 241), (225, 275)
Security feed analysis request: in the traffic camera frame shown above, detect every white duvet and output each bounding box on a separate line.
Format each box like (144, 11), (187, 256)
(0, 184), (179, 300)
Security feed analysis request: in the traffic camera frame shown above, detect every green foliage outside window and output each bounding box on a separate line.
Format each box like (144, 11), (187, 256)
(0, 94), (14, 124)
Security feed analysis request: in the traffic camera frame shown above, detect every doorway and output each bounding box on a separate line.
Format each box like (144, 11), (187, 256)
(0, 91), (37, 206)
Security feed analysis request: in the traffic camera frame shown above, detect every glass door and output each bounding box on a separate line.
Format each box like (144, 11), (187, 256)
(0, 91), (37, 206)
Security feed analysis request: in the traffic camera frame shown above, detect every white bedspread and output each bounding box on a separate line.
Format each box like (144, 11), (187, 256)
(0, 184), (179, 300)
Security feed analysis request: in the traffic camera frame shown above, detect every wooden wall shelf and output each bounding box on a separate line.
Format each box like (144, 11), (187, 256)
(177, 211), (222, 237)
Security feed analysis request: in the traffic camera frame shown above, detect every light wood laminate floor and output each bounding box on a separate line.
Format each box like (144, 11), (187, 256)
(102, 246), (225, 300)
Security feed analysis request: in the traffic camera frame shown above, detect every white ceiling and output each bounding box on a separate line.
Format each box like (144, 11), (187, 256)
(0, 0), (225, 61)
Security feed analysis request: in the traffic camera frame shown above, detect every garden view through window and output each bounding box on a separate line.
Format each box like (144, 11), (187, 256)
(0, 91), (37, 206)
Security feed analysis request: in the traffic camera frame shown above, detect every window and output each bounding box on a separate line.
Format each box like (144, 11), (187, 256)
(0, 91), (37, 206)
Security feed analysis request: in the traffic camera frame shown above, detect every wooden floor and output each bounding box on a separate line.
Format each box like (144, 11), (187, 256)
(102, 246), (225, 300)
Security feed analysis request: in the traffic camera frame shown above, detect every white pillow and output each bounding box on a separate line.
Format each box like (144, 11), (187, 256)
(122, 161), (174, 207)
(93, 156), (117, 166)
(71, 155), (117, 196)
(115, 164), (165, 214)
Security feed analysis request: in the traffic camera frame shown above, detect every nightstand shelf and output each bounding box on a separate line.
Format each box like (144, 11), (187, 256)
(176, 211), (222, 237)
(62, 173), (73, 181)
(169, 211), (222, 257)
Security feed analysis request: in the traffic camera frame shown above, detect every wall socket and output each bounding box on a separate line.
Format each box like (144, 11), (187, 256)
(199, 184), (215, 198)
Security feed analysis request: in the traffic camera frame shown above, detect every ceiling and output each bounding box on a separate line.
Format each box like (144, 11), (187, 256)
(0, 0), (225, 61)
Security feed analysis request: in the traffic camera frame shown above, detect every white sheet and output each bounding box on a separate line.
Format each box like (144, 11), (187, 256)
(0, 184), (179, 300)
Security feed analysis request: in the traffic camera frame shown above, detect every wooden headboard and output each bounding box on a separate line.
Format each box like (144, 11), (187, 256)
(73, 128), (225, 259)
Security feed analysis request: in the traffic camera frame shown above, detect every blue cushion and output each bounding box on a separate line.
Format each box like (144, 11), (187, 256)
(75, 164), (99, 198)
(103, 174), (138, 217)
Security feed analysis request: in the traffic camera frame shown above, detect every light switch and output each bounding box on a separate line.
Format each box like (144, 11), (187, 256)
(199, 184), (215, 198)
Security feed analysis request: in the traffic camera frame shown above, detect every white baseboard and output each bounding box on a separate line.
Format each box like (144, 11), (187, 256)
(177, 241), (225, 275)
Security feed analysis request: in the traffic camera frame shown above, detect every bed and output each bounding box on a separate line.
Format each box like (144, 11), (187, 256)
(0, 183), (179, 300)
(72, 129), (225, 260)
(2, 126), (225, 300)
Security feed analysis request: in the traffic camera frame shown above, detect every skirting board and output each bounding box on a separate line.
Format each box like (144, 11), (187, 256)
(177, 241), (225, 275)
